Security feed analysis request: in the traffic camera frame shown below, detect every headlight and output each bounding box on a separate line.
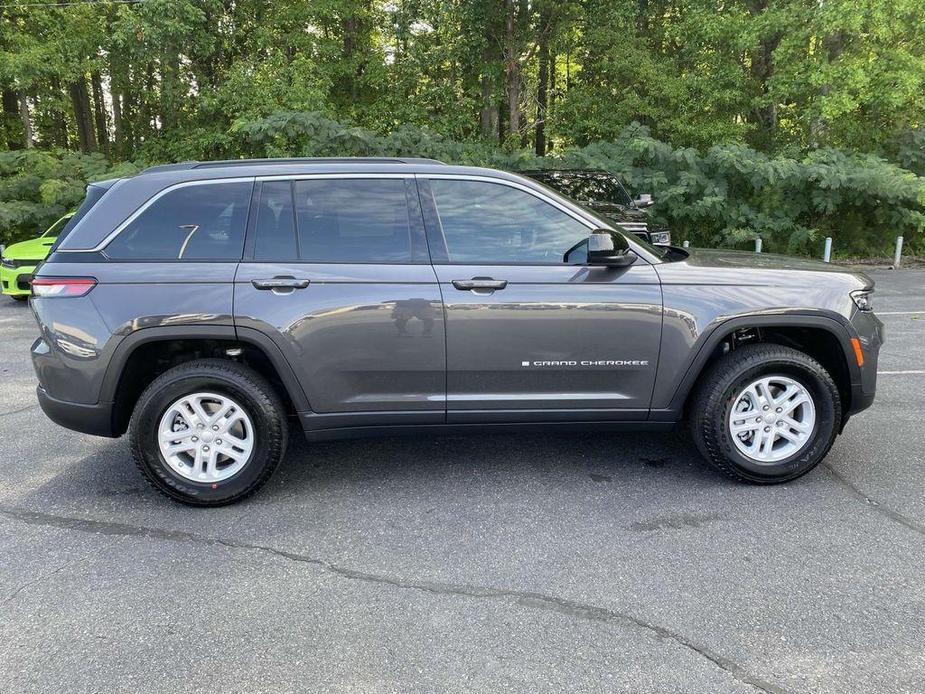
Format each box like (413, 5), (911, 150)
(850, 289), (873, 312)
(649, 231), (671, 246)
(0, 255), (14, 269)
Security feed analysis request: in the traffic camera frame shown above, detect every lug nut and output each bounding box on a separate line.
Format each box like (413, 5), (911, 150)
(215, 439), (222, 445)
(763, 405), (769, 411)
(776, 407), (782, 413)
(777, 421), (784, 427)
(202, 445), (210, 452)
(197, 424), (204, 430)
(764, 426), (771, 432)
(212, 425), (219, 431)
(756, 417), (762, 422)
(192, 436), (198, 442)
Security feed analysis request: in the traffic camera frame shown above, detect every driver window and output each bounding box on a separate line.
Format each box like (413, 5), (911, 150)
(430, 179), (590, 264)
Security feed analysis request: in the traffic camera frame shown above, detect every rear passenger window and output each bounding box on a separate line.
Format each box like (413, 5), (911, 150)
(105, 181), (251, 261)
(293, 179), (413, 263)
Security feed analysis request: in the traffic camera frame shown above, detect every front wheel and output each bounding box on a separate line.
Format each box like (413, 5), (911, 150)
(9, 294), (28, 302)
(690, 344), (841, 484)
(129, 359), (289, 506)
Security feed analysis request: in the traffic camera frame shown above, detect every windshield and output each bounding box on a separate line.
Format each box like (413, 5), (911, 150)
(538, 173), (634, 207)
(41, 214), (73, 238)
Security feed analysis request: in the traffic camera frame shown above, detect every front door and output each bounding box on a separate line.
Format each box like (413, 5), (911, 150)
(420, 177), (662, 423)
(234, 175), (445, 429)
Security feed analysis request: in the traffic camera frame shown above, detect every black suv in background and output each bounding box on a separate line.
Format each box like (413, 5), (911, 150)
(29, 157), (881, 506)
(522, 169), (671, 246)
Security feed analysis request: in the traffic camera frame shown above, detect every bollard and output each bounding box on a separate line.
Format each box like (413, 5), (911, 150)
(754, 238), (762, 254)
(823, 237), (832, 263)
(682, 240), (689, 248)
(893, 236), (904, 269)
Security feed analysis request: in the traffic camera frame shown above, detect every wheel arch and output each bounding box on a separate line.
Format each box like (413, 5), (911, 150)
(102, 326), (310, 436)
(658, 313), (861, 422)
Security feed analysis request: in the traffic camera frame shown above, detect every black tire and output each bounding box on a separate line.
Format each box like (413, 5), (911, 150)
(10, 294), (28, 302)
(689, 343), (841, 484)
(130, 359), (288, 506)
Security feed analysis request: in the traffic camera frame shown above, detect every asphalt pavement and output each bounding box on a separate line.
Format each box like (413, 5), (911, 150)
(1, 269), (923, 694)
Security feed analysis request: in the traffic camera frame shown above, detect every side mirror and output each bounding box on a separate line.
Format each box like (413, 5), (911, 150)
(633, 193), (654, 208)
(587, 230), (637, 267)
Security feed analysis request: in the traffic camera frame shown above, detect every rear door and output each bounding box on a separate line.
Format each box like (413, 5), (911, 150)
(233, 175), (446, 429)
(419, 175), (662, 423)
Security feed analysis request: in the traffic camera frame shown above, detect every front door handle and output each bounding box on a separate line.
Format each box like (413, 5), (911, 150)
(252, 277), (311, 292)
(452, 278), (508, 291)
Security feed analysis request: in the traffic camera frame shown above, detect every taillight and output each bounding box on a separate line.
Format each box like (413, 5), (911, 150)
(31, 277), (97, 297)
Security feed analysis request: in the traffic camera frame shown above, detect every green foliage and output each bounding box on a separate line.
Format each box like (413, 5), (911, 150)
(0, 149), (138, 246)
(3, 115), (920, 257)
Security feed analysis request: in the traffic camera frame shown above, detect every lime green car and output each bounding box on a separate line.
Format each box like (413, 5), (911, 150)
(1, 214), (73, 301)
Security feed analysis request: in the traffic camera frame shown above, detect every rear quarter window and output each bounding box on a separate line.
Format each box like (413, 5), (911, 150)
(105, 181), (253, 261)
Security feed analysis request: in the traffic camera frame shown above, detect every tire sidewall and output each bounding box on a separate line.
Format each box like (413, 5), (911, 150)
(714, 360), (838, 481)
(134, 373), (275, 504)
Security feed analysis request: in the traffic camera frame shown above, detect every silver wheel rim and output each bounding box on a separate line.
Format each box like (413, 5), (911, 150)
(157, 392), (255, 483)
(728, 376), (816, 464)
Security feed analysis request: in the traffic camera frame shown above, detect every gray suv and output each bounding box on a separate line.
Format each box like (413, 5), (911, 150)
(29, 158), (883, 505)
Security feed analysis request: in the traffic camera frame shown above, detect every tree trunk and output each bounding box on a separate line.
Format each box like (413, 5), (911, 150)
(810, 30), (844, 147)
(90, 72), (110, 156)
(504, 0), (520, 138)
(535, 38), (549, 156)
(48, 77), (69, 148)
(111, 87), (124, 157)
(2, 89), (21, 150)
(69, 77), (97, 153)
(744, 0), (780, 150)
(18, 93), (33, 149)
(478, 4), (501, 143)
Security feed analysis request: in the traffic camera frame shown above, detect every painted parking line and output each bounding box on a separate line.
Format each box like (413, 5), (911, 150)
(878, 370), (925, 375)
(877, 311), (924, 315)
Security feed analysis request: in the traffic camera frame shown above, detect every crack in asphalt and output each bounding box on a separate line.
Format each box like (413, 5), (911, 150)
(823, 464), (925, 536)
(0, 404), (38, 418)
(1, 562), (72, 607)
(0, 504), (785, 694)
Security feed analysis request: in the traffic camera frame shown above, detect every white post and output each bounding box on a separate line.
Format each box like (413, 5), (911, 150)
(754, 238), (762, 254)
(682, 240), (689, 248)
(893, 236), (903, 269)
(823, 237), (832, 263)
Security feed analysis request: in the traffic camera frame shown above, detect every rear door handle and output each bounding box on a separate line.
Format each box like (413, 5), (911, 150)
(252, 277), (310, 291)
(452, 278), (508, 291)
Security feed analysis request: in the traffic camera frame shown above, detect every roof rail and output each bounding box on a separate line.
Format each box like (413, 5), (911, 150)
(139, 157), (447, 175)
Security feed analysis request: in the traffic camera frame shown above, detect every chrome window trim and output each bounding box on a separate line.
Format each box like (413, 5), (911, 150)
(62, 177), (256, 253)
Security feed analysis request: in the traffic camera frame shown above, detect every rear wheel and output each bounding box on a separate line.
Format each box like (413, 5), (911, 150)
(130, 359), (288, 506)
(690, 344), (841, 484)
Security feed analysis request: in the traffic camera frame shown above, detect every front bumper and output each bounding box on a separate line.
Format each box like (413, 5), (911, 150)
(36, 386), (116, 437)
(844, 308), (884, 418)
(0, 263), (35, 296)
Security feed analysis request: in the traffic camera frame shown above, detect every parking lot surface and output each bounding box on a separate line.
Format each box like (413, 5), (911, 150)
(1, 269), (923, 694)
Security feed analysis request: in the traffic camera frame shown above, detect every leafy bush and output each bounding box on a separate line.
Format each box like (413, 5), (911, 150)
(3, 114), (923, 257)
(0, 150), (141, 247)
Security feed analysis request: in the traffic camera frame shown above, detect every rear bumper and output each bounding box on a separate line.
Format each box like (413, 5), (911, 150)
(0, 264), (35, 296)
(36, 386), (116, 438)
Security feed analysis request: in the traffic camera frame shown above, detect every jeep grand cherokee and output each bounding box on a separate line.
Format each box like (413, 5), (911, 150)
(29, 158), (882, 505)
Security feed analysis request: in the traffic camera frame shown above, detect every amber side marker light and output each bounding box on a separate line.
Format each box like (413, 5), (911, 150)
(850, 337), (864, 367)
